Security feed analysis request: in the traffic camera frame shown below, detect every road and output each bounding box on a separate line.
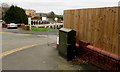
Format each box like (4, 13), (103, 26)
(1, 28), (100, 70)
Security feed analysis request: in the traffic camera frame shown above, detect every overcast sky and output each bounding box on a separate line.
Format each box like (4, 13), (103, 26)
(0, 0), (119, 15)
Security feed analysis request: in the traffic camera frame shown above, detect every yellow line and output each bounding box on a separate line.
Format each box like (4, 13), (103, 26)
(0, 43), (42, 57)
(0, 32), (32, 35)
(16, 33), (32, 35)
(0, 32), (9, 33)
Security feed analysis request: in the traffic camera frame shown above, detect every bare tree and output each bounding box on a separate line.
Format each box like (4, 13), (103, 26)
(1, 3), (10, 19)
(2, 3), (9, 8)
(47, 11), (56, 18)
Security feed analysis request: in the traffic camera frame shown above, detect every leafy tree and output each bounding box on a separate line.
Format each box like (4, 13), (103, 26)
(56, 15), (63, 20)
(3, 5), (28, 24)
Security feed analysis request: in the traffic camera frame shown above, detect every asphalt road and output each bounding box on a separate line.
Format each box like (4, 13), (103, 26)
(1, 28), (101, 70)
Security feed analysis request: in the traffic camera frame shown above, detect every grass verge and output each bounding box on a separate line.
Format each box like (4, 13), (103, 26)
(0, 27), (7, 28)
(31, 27), (59, 32)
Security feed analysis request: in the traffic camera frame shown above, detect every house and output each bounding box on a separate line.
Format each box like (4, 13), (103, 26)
(24, 9), (36, 17)
(35, 11), (63, 23)
(35, 13), (48, 17)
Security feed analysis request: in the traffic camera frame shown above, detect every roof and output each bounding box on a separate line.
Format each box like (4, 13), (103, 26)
(36, 13), (48, 17)
(31, 18), (42, 20)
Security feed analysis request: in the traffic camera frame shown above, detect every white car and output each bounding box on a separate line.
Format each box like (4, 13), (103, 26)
(7, 23), (18, 29)
(0, 20), (3, 22)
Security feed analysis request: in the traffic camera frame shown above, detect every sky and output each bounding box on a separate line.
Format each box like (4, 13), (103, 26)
(0, 0), (119, 15)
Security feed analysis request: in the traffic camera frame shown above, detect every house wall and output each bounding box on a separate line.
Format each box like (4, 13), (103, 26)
(25, 9), (36, 17)
(64, 7), (119, 55)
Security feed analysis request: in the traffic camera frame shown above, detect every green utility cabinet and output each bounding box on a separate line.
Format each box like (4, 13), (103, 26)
(59, 28), (76, 61)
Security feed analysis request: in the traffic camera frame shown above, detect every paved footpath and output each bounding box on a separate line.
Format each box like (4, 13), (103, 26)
(2, 44), (100, 70)
(2, 44), (78, 70)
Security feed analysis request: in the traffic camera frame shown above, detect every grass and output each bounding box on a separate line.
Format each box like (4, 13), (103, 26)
(0, 27), (7, 28)
(31, 27), (59, 32)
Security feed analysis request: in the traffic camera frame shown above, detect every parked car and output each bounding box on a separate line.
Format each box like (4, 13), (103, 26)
(7, 23), (18, 29)
(0, 20), (3, 22)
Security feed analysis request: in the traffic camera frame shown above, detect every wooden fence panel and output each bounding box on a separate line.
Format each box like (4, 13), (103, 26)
(64, 7), (119, 55)
(118, 7), (120, 56)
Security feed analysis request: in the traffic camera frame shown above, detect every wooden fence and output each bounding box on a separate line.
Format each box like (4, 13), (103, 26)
(64, 7), (120, 55)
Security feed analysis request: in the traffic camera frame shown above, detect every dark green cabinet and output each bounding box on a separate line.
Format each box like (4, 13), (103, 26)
(59, 28), (76, 61)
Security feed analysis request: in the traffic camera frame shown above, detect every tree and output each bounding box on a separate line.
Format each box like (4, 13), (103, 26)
(1, 3), (10, 19)
(47, 11), (56, 18)
(56, 15), (63, 20)
(2, 3), (9, 8)
(3, 5), (28, 24)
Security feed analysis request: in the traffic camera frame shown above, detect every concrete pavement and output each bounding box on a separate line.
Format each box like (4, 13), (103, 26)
(2, 44), (81, 70)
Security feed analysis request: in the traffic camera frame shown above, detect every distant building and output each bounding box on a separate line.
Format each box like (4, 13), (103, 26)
(35, 13), (48, 17)
(31, 18), (42, 25)
(25, 9), (36, 17)
(35, 12), (63, 23)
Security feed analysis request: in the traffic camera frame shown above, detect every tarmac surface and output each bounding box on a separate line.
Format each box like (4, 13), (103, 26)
(1, 28), (101, 70)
